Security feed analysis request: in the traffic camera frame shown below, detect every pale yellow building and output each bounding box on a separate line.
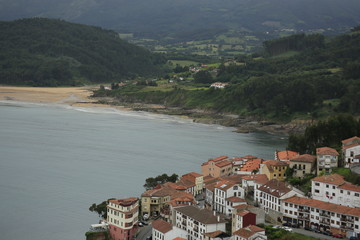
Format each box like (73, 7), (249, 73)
(260, 160), (288, 181)
(289, 154), (316, 177)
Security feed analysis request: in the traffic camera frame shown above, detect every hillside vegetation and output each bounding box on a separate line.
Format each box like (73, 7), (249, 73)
(94, 28), (360, 121)
(1, 0), (360, 38)
(0, 18), (166, 86)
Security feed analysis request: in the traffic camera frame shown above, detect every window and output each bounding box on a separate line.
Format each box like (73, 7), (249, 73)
(340, 190), (343, 193)
(348, 191), (351, 195)
(355, 193), (359, 197)
(332, 193), (335, 196)
(333, 186), (336, 189)
(315, 183), (320, 186)
(326, 184), (329, 188)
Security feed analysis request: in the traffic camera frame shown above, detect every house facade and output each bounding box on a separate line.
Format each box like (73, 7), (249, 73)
(311, 174), (360, 208)
(181, 172), (204, 196)
(260, 160), (288, 181)
(174, 206), (227, 240)
(152, 219), (187, 240)
(289, 154), (316, 178)
(282, 196), (360, 236)
(254, 179), (304, 214)
(107, 198), (139, 240)
(201, 156), (233, 178)
(316, 147), (339, 174)
(213, 180), (245, 215)
(342, 136), (360, 168)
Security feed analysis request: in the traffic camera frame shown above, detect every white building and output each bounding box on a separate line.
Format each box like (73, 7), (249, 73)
(311, 174), (360, 208)
(342, 136), (360, 168)
(213, 180), (245, 215)
(174, 205), (226, 240)
(282, 196), (360, 237)
(316, 147), (339, 174)
(254, 179), (304, 214)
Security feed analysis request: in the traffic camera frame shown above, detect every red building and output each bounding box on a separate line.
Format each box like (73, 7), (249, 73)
(107, 197), (139, 240)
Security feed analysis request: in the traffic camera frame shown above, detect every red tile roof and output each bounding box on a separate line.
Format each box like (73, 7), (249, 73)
(109, 197), (138, 206)
(311, 174), (346, 186)
(240, 158), (263, 172)
(152, 219), (172, 234)
(257, 179), (292, 197)
(175, 206), (227, 224)
(215, 160), (232, 168)
(290, 154), (316, 163)
(276, 150), (299, 160)
(284, 196), (360, 217)
(316, 147), (339, 156)
(210, 156), (229, 162)
(342, 136), (360, 144)
(338, 183), (360, 192)
(173, 238), (186, 240)
(215, 180), (236, 191)
(343, 142), (360, 150)
(233, 225), (264, 239)
(241, 174), (269, 185)
(225, 196), (246, 203)
(233, 204), (256, 210)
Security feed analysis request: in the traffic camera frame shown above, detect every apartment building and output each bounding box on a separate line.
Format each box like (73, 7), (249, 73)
(174, 205), (226, 240)
(254, 179), (304, 214)
(316, 147), (339, 174)
(260, 160), (288, 181)
(213, 180), (245, 215)
(107, 198), (139, 240)
(233, 225), (267, 240)
(282, 196), (360, 236)
(311, 173), (360, 208)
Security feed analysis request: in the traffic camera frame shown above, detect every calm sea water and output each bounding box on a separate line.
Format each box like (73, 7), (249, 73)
(0, 101), (287, 240)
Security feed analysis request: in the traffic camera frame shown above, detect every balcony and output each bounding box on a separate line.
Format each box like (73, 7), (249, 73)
(320, 219), (330, 225)
(298, 208), (310, 213)
(298, 214), (310, 220)
(320, 213), (330, 218)
(125, 214), (133, 219)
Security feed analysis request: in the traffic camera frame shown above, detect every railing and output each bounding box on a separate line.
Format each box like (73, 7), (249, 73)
(320, 213), (330, 218)
(298, 208), (310, 213)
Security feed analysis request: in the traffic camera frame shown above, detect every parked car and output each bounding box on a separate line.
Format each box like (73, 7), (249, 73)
(272, 225), (282, 229)
(146, 236), (152, 240)
(332, 233), (344, 238)
(282, 226), (293, 232)
(312, 229), (321, 234)
(138, 222), (143, 227)
(304, 226), (312, 231)
(141, 221), (148, 226)
(291, 224), (300, 228)
(282, 222), (290, 227)
(322, 231), (332, 236)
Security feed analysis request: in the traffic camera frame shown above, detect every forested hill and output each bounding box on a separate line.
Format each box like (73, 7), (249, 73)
(0, 18), (166, 86)
(1, 0), (360, 38)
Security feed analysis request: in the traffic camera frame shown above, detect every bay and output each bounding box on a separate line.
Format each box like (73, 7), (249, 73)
(0, 101), (287, 240)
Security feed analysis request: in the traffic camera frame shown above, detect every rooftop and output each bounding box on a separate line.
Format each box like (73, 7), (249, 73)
(276, 150), (299, 160)
(311, 174), (346, 186)
(241, 174), (269, 185)
(316, 147), (339, 156)
(257, 179), (292, 197)
(233, 225), (264, 239)
(152, 219), (172, 234)
(175, 205), (226, 224)
(290, 154), (317, 163)
(108, 197), (138, 207)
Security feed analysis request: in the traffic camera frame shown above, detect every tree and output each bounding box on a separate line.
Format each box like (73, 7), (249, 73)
(143, 173), (179, 190)
(194, 70), (214, 84)
(89, 198), (115, 219)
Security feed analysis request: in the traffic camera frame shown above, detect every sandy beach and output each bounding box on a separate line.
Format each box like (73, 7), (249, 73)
(0, 85), (125, 109)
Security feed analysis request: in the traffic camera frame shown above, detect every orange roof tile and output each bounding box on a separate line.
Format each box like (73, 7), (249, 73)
(215, 180), (236, 190)
(290, 154), (316, 163)
(233, 204), (256, 210)
(237, 210), (252, 217)
(284, 196), (360, 217)
(152, 219), (172, 233)
(343, 142), (360, 150)
(203, 230), (229, 238)
(241, 174), (269, 185)
(342, 136), (360, 144)
(240, 158), (263, 172)
(210, 156), (229, 162)
(109, 197), (138, 206)
(226, 196), (246, 202)
(316, 147), (339, 156)
(215, 160), (232, 168)
(338, 183), (360, 192)
(173, 238), (186, 240)
(257, 179), (292, 197)
(276, 150), (299, 160)
(233, 225), (264, 239)
(311, 174), (345, 186)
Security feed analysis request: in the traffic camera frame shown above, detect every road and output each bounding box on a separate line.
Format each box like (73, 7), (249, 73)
(136, 225), (152, 240)
(292, 228), (340, 240)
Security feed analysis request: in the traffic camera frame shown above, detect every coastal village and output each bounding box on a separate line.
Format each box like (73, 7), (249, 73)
(92, 136), (360, 240)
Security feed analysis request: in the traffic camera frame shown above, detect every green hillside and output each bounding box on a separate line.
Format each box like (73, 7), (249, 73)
(0, 18), (166, 86)
(93, 28), (360, 120)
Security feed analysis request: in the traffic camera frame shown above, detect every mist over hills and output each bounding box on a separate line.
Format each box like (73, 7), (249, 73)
(1, 0), (360, 37)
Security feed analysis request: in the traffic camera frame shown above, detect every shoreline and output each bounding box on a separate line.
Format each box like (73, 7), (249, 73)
(0, 86), (308, 135)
